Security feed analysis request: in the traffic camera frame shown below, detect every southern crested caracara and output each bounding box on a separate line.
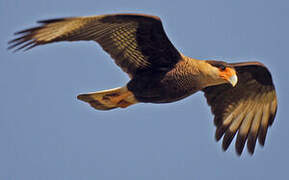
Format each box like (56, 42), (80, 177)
(8, 13), (277, 155)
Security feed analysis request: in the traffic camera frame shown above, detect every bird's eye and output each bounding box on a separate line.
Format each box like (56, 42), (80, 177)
(219, 65), (226, 71)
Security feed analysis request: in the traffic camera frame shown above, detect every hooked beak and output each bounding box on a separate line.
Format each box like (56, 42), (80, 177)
(220, 67), (238, 87)
(228, 74), (238, 87)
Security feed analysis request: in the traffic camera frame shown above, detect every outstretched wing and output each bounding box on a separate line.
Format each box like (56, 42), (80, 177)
(8, 13), (181, 76)
(203, 62), (277, 155)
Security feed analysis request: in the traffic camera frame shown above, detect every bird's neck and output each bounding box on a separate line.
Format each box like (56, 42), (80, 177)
(183, 56), (225, 88)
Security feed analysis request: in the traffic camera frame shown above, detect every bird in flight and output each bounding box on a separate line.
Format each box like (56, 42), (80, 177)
(8, 13), (277, 155)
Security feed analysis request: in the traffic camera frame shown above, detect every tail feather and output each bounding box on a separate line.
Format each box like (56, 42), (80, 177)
(77, 86), (137, 110)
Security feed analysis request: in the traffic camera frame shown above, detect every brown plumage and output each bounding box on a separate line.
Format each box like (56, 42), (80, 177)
(8, 13), (277, 155)
(203, 62), (277, 155)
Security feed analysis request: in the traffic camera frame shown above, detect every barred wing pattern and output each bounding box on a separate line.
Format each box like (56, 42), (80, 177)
(203, 62), (277, 155)
(8, 14), (181, 76)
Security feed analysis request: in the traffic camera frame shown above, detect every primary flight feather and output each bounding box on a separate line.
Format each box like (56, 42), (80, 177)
(9, 13), (277, 155)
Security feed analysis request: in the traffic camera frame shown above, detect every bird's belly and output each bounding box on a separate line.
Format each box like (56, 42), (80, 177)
(133, 86), (198, 103)
(127, 76), (199, 103)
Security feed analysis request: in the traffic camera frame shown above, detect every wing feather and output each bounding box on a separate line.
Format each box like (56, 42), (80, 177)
(247, 107), (263, 154)
(8, 14), (181, 76)
(235, 107), (254, 155)
(203, 62), (277, 155)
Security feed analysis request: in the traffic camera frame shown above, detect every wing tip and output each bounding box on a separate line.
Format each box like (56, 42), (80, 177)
(235, 135), (246, 156)
(215, 125), (226, 141)
(247, 136), (257, 155)
(7, 37), (38, 52)
(8, 23), (45, 51)
(258, 127), (268, 146)
(222, 131), (236, 151)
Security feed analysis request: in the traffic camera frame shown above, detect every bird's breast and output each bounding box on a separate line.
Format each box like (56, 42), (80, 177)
(127, 64), (201, 103)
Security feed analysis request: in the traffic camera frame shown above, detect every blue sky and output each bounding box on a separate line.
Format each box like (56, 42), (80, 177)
(1, 0), (289, 179)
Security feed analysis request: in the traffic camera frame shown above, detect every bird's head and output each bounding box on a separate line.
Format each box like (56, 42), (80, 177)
(205, 60), (238, 87)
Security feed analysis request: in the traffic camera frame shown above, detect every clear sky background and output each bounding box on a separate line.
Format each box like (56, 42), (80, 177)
(1, 0), (288, 179)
